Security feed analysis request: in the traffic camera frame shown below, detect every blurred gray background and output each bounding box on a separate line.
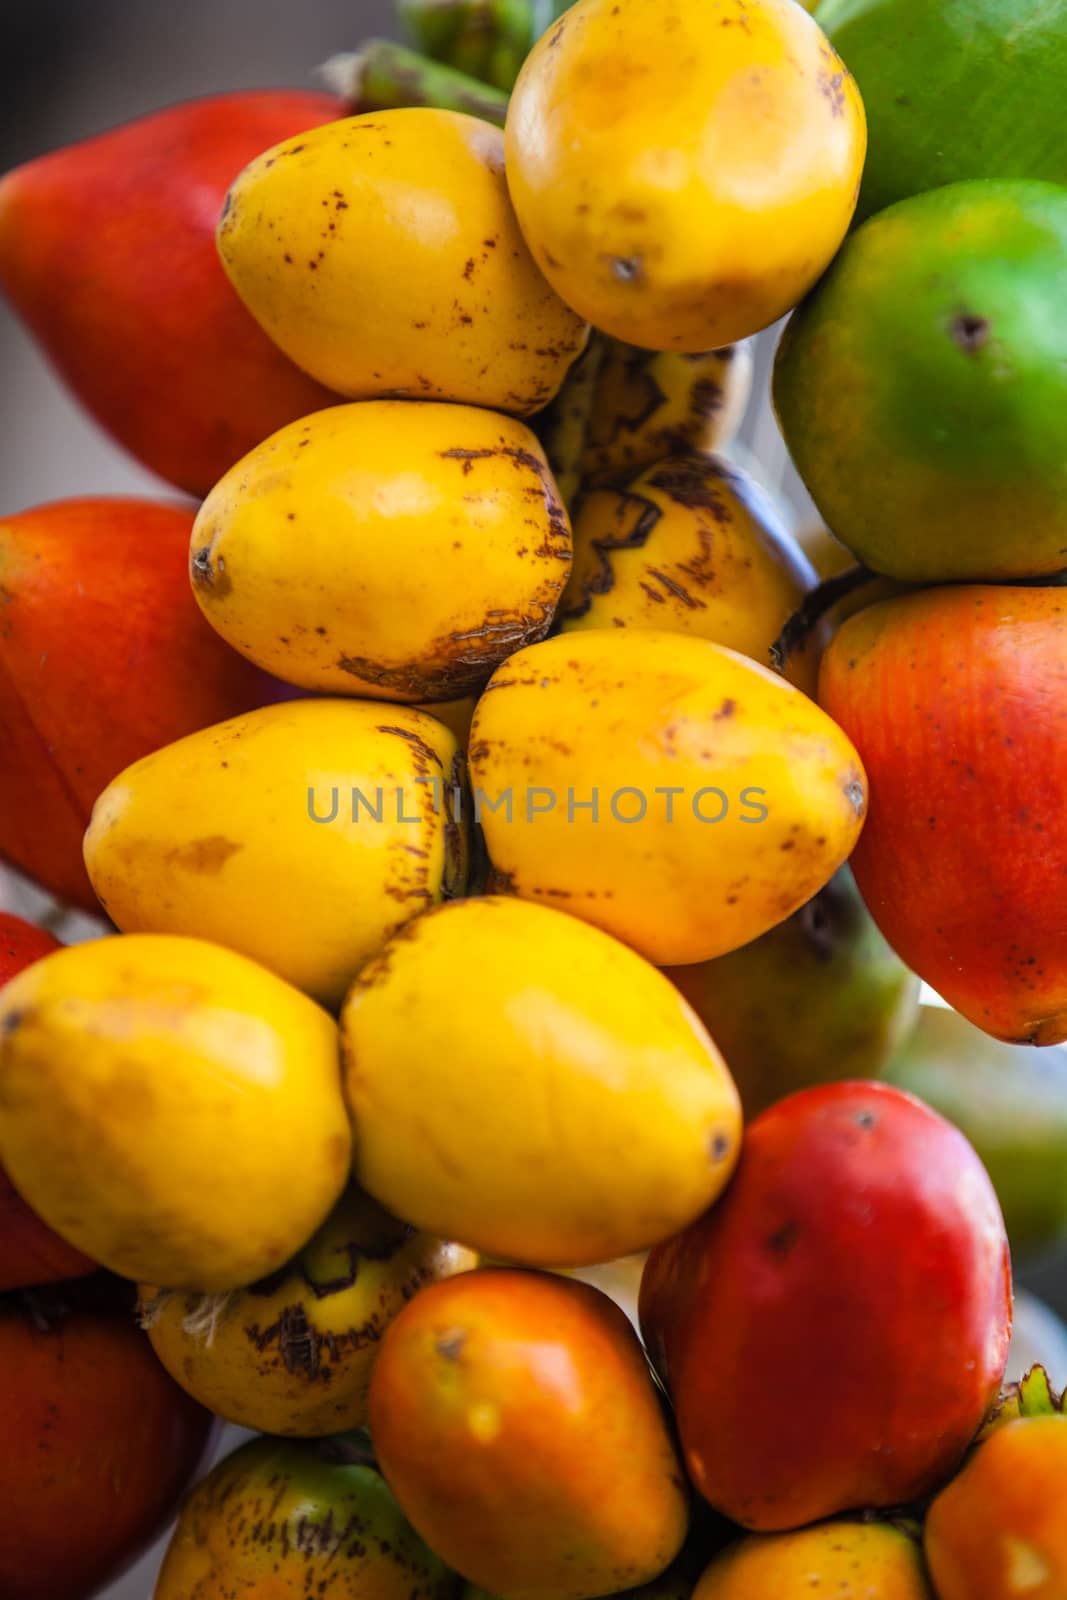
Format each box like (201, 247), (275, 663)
(2, 4), (1067, 1596)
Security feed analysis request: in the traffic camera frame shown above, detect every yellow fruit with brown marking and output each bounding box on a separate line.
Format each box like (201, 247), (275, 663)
(140, 1186), (475, 1436)
(190, 400), (571, 700)
(0, 934), (349, 1292)
(468, 629), (866, 965)
(340, 896), (741, 1265)
(505, 0), (865, 350)
(560, 455), (818, 693)
(83, 699), (467, 1008)
(579, 343), (754, 487)
(155, 1434), (455, 1600)
(694, 1522), (933, 1599)
(217, 108), (588, 413)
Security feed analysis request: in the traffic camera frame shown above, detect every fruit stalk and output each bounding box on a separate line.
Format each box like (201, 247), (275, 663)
(322, 40), (509, 123)
(396, 0), (538, 89)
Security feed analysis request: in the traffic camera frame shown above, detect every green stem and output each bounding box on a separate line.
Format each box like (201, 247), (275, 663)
(323, 40), (510, 123)
(396, 0), (538, 90)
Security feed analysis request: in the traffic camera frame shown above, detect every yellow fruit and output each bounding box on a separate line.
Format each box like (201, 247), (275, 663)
(415, 695), (478, 748)
(140, 1185), (475, 1436)
(217, 108), (588, 412)
(505, 0), (866, 350)
(191, 400), (572, 700)
(84, 699), (467, 1008)
(579, 343), (754, 487)
(340, 896), (741, 1265)
(468, 629), (866, 965)
(0, 934), (349, 1291)
(559, 455), (818, 693)
(695, 1521), (932, 1599)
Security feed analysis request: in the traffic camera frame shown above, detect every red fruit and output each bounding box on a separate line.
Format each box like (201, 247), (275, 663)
(639, 1081), (1012, 1532)
(0, 1287), (215, 1600)
(819, 586), (1067, 1043)
(0, 496), (282, 910)
(0, 90), (343, 494)
(0, 913), (98, 1291)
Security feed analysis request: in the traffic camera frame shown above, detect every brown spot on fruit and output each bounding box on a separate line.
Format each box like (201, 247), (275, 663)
(436, 1329), (466, 1361)
(164, 836), (242, 874)
(951, 313), (991, 354)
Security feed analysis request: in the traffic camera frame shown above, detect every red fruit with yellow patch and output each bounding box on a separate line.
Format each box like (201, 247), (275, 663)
(819, 586), (1067, 1043)
(0, 90), (342, 494)
(0, 914), (97, 1290)
(0, 1284), (214, 1600)
(0, 497), (282, 910)
(640, 1081), (1012, 1531)
(369, 1267), (690, 1600)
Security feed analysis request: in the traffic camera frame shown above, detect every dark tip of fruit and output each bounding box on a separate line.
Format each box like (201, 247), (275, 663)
(708, 1132), (732, 1164)
(950, 312), (990, 355)
(856, 1110), (877, 1129)
(436, 1329), (466, 1361)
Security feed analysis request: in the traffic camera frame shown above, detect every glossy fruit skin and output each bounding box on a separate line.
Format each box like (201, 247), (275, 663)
(817, 0), (1067, 223)
(0, 914), (97, 1290)
(191, 400), (571, 700)
(218, 108), (587, 412)
(0, 497), (282, 911)
(141, 1185), (475, 1435)
(505, 0), (865, 351)
(340, 896), (741, 1266)
(156, 1433), (457, 1600)
(775, 180), (1067, 583)
(640, 1081), (1012, 1531)
(0, 933), (350, 1291)
(468, 629), (867, 966)
(925, 1416), (1067, 1599)
(883, 1006), (1067, 1260)
(819, 586), (1067, 1043)
(84, 699), (468, 1007)
(559, 454), (819, 694)
(695, 1521), (932, 1599)
(0, 91), (342, 495)
(369, 1268), (690, 1600)
(0, 1291), (214, 1600)
(667, 867), (920, 1119)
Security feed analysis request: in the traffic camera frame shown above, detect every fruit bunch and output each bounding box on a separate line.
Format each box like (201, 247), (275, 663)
(2, 0), (1067, 1597)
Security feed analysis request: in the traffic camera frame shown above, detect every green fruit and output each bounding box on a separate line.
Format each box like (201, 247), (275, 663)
(816, 0), (1067, 224)
(156, 1433), (458, 1599)
(882, 1006), (1067, 1261)
(774, 180), (1067, 583)
(665, 867), (920, 1120)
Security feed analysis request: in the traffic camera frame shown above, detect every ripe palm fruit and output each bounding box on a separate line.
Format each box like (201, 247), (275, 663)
(0, 497), (280, 911)
(0, 934), (350, 1291)
(0, 915), (97, 1292)
(817, 0), (1067, 223)
(640, 1081), (1012, 1531)
(558, 455), (819, 693)
(339, 895), (741, 1265)
(694, 1522), (933, 1599)
(0, 1287), (214, 1600)
(819, 586), (1067, 1043)
(368, 1268), (690, 1600)
(925, 1408), (1067, 1599)
(155, 1432), (456, 1600)
(191, 400), (571, 700)
(667, 867), (920, 1120)
(774, 180), (1067, 583)
(0, 92), (342, 495)
(578, 342), (754, 488)
(468, 629), (867, 966)
(84, 699), (467, 1007)
(140, 1185), (475, 1436)
(217, 108), (588, 412)
(883, 1007), (1067, 1260)
(505, 0), (865, 350)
